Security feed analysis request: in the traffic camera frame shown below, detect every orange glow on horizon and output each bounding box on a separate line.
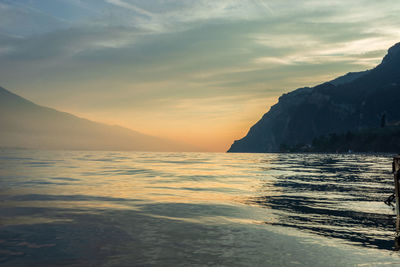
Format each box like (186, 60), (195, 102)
(69, 97), (279, 152)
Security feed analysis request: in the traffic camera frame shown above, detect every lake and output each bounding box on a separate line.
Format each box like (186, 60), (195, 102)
(0, 150), (399, 266)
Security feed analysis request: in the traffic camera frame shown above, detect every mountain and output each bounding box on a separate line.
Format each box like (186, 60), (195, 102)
(228, 42), (400, 153)
(0, 87), (195, 151)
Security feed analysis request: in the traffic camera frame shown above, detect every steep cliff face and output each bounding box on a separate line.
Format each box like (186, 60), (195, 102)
(228, 42), (400, 153)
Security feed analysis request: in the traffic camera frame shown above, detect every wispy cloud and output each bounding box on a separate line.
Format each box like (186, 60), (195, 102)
(253, 36), (397, 67)
(105, 0), (154, 18)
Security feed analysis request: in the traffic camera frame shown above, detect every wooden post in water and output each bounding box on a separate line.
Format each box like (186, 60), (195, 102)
(394, 156), (400, 235)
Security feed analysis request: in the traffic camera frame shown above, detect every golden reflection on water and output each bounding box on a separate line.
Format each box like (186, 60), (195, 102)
(0, 216), (73, 227)
(1, 151), (278, 209)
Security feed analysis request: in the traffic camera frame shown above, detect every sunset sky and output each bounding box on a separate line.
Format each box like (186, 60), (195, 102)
(1, 0), (400, 151)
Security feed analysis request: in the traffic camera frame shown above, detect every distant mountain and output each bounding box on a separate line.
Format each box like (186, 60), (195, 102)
(0, 87), (195, 151)
(228, 42), (400, 153)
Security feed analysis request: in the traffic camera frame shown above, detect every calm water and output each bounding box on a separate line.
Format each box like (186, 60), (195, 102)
(1, 149), (400, 266)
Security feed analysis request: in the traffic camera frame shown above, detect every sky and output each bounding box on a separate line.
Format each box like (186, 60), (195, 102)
(1, 0), (400, 152)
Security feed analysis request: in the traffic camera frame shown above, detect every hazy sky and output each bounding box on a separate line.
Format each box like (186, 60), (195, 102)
(1, 0), (400, 151)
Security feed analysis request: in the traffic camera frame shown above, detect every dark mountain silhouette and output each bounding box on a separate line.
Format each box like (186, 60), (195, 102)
(0, 87), (195, 151)
(228, 42), (400, 153)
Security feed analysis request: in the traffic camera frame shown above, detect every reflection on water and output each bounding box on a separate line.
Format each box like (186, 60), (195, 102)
(248, 154), (396, 250)
(0, 150), (399, 266)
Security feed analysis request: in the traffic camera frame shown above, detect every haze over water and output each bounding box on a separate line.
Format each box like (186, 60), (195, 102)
(1, 149), (399, 266)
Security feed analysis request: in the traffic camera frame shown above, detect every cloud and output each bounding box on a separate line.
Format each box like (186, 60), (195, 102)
(0, 1), (67, 36)
(105, 0), (154, 18)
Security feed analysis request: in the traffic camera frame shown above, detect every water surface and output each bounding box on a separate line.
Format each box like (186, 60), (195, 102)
(0, 150), (399, 266)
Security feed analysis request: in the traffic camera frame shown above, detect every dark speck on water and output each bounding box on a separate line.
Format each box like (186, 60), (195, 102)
(0, 150), (399, 266)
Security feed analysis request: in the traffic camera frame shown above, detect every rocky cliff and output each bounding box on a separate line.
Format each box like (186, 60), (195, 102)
(228, 42), (400, 153)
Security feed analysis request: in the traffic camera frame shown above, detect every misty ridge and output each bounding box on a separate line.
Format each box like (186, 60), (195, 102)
(229, 42), (400, 153)
(0, 87), (196, 152)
